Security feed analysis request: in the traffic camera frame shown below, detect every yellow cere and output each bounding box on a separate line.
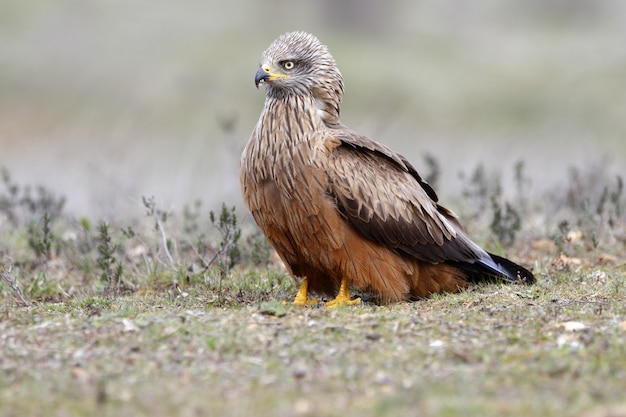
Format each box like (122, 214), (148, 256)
(268, 72), (290, 81)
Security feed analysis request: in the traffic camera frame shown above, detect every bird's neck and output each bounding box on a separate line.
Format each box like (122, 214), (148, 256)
(311, 86), (342, 127)
(260, 95), (327, 144)
(244, 95), (327, 189)
(264, 87), (342, 129)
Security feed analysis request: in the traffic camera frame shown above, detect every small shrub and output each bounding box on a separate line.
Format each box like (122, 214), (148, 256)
(26, 212), (56, 262)
(513, 160), (531, 215)
(459, 163), (500, 224)
(0, 262), (29, 306)
(209, 203), (242, 269)
(96, 222), (124, 290)
(0, 167), (65, 227)
(142, 196), (176, 267)
(490, 196), (521, 246)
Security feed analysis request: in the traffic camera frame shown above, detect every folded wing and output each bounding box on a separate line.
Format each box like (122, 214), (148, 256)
(326, 129), (535, 284)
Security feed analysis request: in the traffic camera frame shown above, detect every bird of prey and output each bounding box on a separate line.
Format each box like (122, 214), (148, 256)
(240, 31), (535, 305)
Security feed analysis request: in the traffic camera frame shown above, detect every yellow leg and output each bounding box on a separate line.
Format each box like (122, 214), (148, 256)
(287, 278), (320, 306)
(325, 278), (361, 307)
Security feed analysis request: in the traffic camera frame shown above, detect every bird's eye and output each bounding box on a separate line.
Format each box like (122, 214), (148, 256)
(282, 61), (295, 70)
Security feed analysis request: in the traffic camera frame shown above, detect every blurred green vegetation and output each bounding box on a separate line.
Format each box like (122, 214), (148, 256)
(0, 0), (625, 217)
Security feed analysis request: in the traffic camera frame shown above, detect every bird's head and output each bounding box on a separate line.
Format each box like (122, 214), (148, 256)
(255, 32), (344, 111)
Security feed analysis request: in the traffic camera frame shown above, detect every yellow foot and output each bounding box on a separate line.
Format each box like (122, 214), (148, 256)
(282, 278), (321, 306)
(325, 278), (361, 307)
(291, 295), (321, 306)
(325, 295), (362, 307)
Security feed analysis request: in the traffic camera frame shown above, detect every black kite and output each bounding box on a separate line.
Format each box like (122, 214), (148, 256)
(240, 32), (535, 305)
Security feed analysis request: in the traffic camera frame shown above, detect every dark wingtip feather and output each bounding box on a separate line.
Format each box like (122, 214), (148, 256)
(446, 253), (536, 285)
(485, 253), (536, 284)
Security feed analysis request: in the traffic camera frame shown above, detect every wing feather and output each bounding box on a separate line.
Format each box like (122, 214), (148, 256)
(326, 129), (486, 264)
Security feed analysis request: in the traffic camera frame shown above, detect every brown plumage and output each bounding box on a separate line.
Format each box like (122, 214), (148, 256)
(240, 31), (535, 305)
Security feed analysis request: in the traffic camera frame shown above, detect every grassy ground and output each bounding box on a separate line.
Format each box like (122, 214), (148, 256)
(2, 267), (626, 417)
(1, 166), (625, 417)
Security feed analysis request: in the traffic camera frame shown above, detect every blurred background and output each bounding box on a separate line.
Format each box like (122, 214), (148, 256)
(1, 0), (625, 218)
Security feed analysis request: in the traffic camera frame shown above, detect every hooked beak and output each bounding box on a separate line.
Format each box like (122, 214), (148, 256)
(254, 64), (290, 88)
(255, 66), (270, 88)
